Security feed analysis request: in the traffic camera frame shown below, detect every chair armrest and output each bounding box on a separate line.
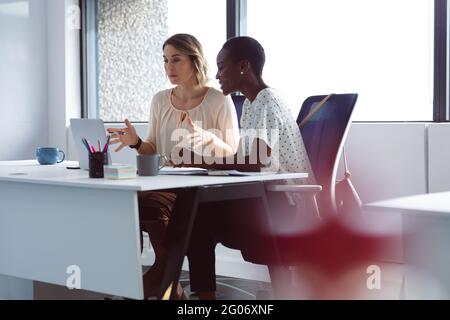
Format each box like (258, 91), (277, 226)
(266, 184), (322, 194)
(267, 184), (323, 219)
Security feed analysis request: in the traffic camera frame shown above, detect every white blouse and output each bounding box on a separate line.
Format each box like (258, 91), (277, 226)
(145, 87), (240, 160)
(240, 87), (315, 184)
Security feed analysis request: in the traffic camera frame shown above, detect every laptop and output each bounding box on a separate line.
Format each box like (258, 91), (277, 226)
(70, 118), (110, 170)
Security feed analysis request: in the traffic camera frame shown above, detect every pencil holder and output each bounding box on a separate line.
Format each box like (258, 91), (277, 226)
(89, 152), (104, 178)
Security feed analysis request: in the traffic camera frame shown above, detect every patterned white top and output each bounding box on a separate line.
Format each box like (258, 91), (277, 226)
(240, 87), (315, 184)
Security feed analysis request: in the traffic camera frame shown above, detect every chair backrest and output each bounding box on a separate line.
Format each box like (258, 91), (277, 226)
(231, 95), (246, 128)
(297, 93), (358, 217)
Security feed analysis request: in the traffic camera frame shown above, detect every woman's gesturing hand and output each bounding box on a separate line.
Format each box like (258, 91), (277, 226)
(107, 119), (139, 152)
(184, 116), (216, 153)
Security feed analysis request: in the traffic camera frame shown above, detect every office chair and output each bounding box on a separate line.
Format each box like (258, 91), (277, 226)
(267, 93), (358, 219)
(262, 93), (358, 297)
(231, 94), (245, 128)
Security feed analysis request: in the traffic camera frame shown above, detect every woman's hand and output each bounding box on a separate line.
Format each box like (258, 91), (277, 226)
(107, 119), (139, 152)
(184, 116), (217, 156)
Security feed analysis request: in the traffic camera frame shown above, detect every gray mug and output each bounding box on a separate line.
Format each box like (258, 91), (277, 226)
(136, 154), (167, 176)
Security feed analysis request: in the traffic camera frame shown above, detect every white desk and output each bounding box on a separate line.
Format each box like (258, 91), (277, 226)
(0, 160), (307, 299)
(367, 191), (450, 217)
(367, 192), (450, 297)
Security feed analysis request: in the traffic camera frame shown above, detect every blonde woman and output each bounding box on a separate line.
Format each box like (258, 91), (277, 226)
(108, 33), (240, 299)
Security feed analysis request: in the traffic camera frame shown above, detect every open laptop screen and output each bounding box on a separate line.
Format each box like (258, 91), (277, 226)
(70, 119), (109, 170)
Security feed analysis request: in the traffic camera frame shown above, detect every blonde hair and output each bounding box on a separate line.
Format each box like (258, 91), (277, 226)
(163, 33), (209, 86)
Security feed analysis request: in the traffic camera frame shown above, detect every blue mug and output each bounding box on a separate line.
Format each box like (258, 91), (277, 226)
(36, 147), (65, 165)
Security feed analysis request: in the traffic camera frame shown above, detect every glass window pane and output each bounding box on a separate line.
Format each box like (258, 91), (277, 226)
(168, 0), (226, 90)
(245, 0), (434, 121)
(96, 0), (225, 122)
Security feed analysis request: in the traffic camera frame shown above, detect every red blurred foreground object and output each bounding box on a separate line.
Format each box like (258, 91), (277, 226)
(259, 215), (402, 299)
(276, 216), (400, 278)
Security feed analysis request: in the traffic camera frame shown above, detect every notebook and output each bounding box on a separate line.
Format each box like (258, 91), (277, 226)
(104, 164), (137, 180)
(207, 170), (277, 176)
(70, 118), (110, 170)
(159, 167), (208, 175)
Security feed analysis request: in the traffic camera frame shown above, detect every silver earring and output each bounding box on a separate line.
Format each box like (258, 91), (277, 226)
(240, 71), (244, 75)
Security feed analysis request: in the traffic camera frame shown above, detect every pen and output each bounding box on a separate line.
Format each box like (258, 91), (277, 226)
(81, 138), (92, 154)
(103, 135), (111, 153)
(108, 129), (126, 136)
(85, 138), (96, 153)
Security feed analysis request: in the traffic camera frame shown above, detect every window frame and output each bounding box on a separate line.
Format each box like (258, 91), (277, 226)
(81, 0), (98, 119)
(434, 0), (448, 122)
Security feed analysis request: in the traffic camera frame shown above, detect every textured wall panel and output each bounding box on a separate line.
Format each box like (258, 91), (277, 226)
(98, 0), (168, 121)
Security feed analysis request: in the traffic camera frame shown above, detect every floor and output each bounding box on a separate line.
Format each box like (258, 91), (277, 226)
(33, 271), (272, 300)
(179, 271), (273, 300)
(34, 262), (414, 300)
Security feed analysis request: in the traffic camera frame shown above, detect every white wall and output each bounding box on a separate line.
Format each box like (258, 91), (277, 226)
(428, 124), (450, 193)
(0, 0), (48, 160)
(342, 123), (450, 264)
(47, 0), (81, 157)
(343, 123), (428, 203)
(0, 0), (80, 161)
(342, 123), (428, 264)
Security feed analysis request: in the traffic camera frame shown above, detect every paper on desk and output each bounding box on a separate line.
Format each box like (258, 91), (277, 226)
(159, 167), (208, 175)
(207, 170), (277, 176)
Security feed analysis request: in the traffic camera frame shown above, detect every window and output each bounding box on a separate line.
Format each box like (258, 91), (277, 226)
(88, 0), (226, 122)
(84, 0), (446, 122)
(244, 0), (435, 121)
(167, 0), (226, 91)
